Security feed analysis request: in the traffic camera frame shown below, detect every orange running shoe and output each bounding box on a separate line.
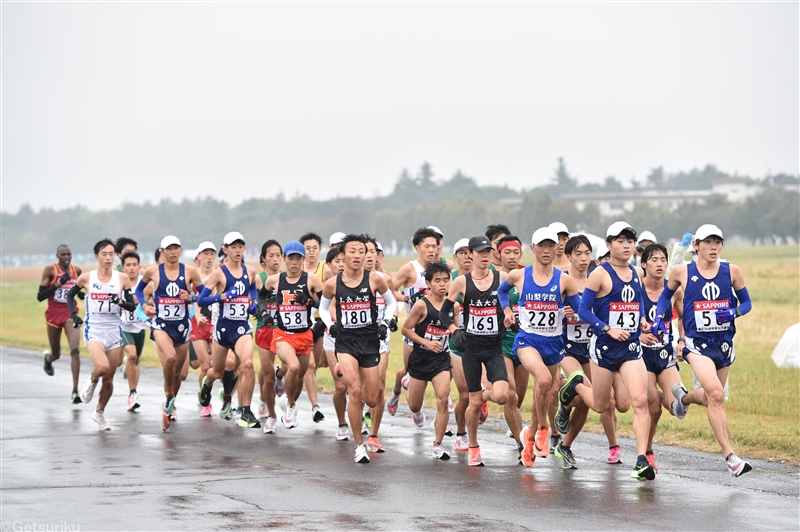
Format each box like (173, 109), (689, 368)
(519, 426), (536, 467)
(533, 426), (549, 458)
(479, 401), (489, 424)
(646, 452), (659, 473)
(468, 446), (485, 467)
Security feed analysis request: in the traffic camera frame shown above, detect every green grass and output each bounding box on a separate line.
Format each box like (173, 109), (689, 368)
(3, 245), (799, 462)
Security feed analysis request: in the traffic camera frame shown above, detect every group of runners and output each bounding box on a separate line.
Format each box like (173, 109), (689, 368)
(38, 221), (753, 479)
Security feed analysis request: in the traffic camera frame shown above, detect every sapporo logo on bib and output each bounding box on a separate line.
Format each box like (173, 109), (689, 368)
(224, 280), (250, 321)
(424, 324), (449, 351)
(521, 300), (560, 333)
(609, 284), (639, 332)
(279, 291), (308, 330)
(340, 296), (371, 329)
(466, 302), (498, 336)
(694, 284), (730, 332)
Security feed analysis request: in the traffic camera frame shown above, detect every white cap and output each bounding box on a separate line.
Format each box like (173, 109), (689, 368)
(453, 238), (470, 254)
(694, 224), (724, 242)
(160, 235), (181, 249)
(606, 221), (636, 238)
(548, 222), (570, 236)
(195, 241), (217, 255)
(376, 241), (384, 253)
(428, 225), (444, 239)
(223, 231), (245, 246)
(638, 231), (656, 244)
(531, 227), (559, 245)
(595, 243), (610, 260)
(329, 232), (346, 246)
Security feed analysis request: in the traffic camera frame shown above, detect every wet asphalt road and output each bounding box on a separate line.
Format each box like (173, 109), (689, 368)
(1, 346), (798, 531)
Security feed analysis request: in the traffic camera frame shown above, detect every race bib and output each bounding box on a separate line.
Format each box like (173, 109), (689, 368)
(466, 307), (498, 336)
(520, 301), (560, 333)
(340, 301), (371, 329)
(694, 300), (731, 332)
(266, 301), (278, 320)
(90, 293), (119, 315)
(423, 324), (450, 352)
(158, 296), (186, 321)
(609, 302), (639, 333)
(567, 321), (593, 344)
(53, 281), (75, 304)
(279, 303), (308, 330)
(223, 295), (249, 321)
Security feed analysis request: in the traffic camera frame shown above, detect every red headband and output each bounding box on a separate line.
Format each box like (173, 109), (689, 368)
(498, 240), (522, 252)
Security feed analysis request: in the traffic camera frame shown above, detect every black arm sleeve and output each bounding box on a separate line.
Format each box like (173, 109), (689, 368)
(37, 284), (59, 302)
(66, 284), (82, 317)
(439, 298), (456, 329)
(119, 290), (137, 312)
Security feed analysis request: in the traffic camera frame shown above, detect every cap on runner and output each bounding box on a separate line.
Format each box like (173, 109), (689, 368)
(161, 235), (181, 249)
(329, 232), (346, 246)
(637, 231), (657, 244)
(428, 226), (444, 239)
(606, 221), (637, 239)
(223, 231), (245, 246)
(548, 222), (570, 236)
(453, 238), (470, 254)
(532, 227), (559, 245)
(468, 235), (492, 252)
(284, 241), (306, 257)
(694, 224), (724, 242)
(195, 241), (217, 256)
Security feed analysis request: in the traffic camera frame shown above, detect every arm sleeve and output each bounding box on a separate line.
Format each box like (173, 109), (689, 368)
(655, 285), (677, 318)
(319, 296), (334, 328)
(37, 283), (59, 302)
(381, 289), (397, 322)
(249, 279), (258, 301)
(196, 285), (222, 307)
(439, 298), (456, 329)
(119, 289), (137, 312)
(66, 284), (82, 317)
(135, 279), (148, 308)
(565, 293), (582, 315)
(735, 286), (752, 316)
(498, 279), (512, 310)
(577, 288), (607, 336)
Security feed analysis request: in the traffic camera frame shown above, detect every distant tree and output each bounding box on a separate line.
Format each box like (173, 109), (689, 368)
(603, 176), (624, 191)
(552, 157), (578, 189)
(418, 162), (435, 187)
(647, 166), (665, 187)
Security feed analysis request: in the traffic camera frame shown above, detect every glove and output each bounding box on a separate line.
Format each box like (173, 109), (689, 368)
(263, 312), (274, 326)
(312, 319), (326, 341)
(377, 321), (388, 340)
(328, 323), (341, 338)
(388, 317), (398, 333)
(715, 307), (737, 324)
(248, 303), (258, 316)
(58, 271), (71, 286)
(680, 233), (693, 247)
(652, 316), (669, 338)
(200, 305), (212, 319)
(452, 329), (466, 352)
(71, 314), (83, 328)
(224, 287), (239, 299)
(108, 293), (121, 305)
(77, 290), (86, 300)
(294, 292), (309, 305)
(509, 315), (520, 333)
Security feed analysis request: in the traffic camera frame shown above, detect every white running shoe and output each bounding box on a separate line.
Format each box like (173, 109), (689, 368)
(258, 401), (268, 419)
(274, 365), (285, 397)
(454, 434), (469, 451)
(671, 383), (690, 419)
(354, 443), (370, 464)
(432, 442), (450, 460)
(126, 391), (140, 412)
(412, 410), (426, 428)
(726, 453), (753, 477)
(277, 394), (288, 417)
(80, 379), (98, 404)
(336, 425), (351, 441)
(289, 404), (298, 427)
(92, 410), (110, 431)
(401, 374), (410, 390)
(387, 390), (399, 415)
(263, 416), (278, 434)
(448, 396), (454, 413)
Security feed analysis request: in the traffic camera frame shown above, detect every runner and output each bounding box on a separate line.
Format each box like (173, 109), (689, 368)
(499, 227), (582, 467)
(561, 221), (657, 481)
(318, 234), (397, 464)
(255, 240), (282, 433)
(320, 246), (350, 440)
(548, 222), (571, 271)
(120, 251), (146, 412)
(321, 232), (346, 280)
(37, 244), (83, 403)
(300, 232), (326, 423)
(66, 239), (137, 431)
(114, 237), (137, 272)
(485, 224), (511, 271)
(448, 238), (472, 452)
(135, 236), (205, 431)
(197, 231), (261, 429)
(189, 241), (217, 417)
(402, 261), (456, 460)
(261, 241), (324, 429)
(652, 224), (753, 476)
(439, 235), (509, 466)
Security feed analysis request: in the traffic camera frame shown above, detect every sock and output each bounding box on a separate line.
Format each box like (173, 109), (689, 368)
(646, 450), (654, 456)
(637, 454), (647, 464)
(222, 370), (235, 394)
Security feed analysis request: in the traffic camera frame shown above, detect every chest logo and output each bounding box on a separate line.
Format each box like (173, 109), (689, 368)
(166, 282), (180, 297)
(701, 282), (720, 301)
(234, 281), (246, 295)
(620, 285), (636, 303)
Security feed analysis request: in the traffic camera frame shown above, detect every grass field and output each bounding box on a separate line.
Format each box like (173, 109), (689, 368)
(2, 245), (798, 463)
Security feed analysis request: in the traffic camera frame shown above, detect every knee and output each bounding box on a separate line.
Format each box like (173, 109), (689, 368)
(436, 395), (449, 411)
(96, 363), (110, 377)
(631, 396), (648, 414)
(505, 390), (518, 409)
(537, 374), (553, 392)
(241, 359), (254, 373)
(706, 387), (725, 407)
(286, 360), (300, 374)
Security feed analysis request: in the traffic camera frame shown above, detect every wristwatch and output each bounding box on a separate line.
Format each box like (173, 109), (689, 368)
(602, 325), (611, 335)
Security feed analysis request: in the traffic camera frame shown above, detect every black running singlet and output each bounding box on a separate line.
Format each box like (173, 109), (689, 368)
(335, 271), (378, 337)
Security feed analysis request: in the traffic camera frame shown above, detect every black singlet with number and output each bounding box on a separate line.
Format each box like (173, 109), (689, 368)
(412, 298), (451, 354)
(275, 271), (313, 333)
(335, 270), (378, 337)
(462, 270), (505, 350)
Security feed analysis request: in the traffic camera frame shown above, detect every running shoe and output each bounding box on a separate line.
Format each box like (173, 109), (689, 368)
(200, 405), (213, 417)
(160, 402), (171, 431)
(290, 404), (299, 427)
(448, 396), (454, 413)
(70, 392), (82, 405)
(127, 391), (140, 412)
(554, 443), (578, 469)
(366, 435), (386, 453)
(363, 411), (372, 429)
(646, 452), (659, 474)
(283, 405), (298, 429)
(430, 419), (453, 436)
(549, 434), (561, 455)
(454, 434), (469, 451)
(726, 453), (752, 477)
(631, 458), (656, 481)
(80, 378), (98, 404)
(559, 370), (585, 407)
(238, 410), (261, 429)
(467, 447), (484, 467)
(354, 443), (370, 464)
(401, 374), (410, 390)
(258, 401), (268, 419)
(92, 410), (110, 431)
(432, 442), (450, 460)
(534, 426), (549, 458)
(233, 407), (243, 423)
(361, 424), (368, 435)
(274, 365), (285, 397)
(479, 401), (489, 424)
(412, 410), (426, 428)
(219, 399), (233, 420)
(42, 351), (54, 376)
(607, 445), (623, 464)
(277, 394), (288, 417)
(555, 404), (571, 435)
(122, 358), (127, 379)
(198, 376), (212, 407)
(386, 390), (399, 415)
(263, 416), (277, 434)
(164, 396), (175, 416)
(170, 405), (177, 422)
(312, 404), (325, 423)
(671, 382), (690, 419)
(519, 426), (536, 467)
(218, 388), (225, 402)
(334, 363), (343, 378)
(336, 425), (351, 441)
(517, 441), (524, 465)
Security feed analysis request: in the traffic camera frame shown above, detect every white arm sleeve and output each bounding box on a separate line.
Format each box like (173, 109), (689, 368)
(319, 296), (334, 328)
(668, 243), (688, 272)
(381, 289), (397, 321)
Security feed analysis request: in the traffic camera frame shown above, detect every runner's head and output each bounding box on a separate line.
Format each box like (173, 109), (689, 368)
(121, 251), (140, 279)
(531, 227), (559, 265)
(260, 240), (283, 273)
(548, 222), (570, 257)
(341, 234), (368, 271)
(412, 227), (440, 263)
(300, 232), (322, 264)
(497, 235), (522, 271)
(641, 243), (668, 279)
(637, 231), (657, 255)
(329, 232), (346, 250)
(605, 221), (637, 263)
(283, 241), (305, 276)
(375, 242), (385, 270)
(325, 246), (346, 275)
(364, 235), (378, 270)
(485, 224), (510, 264)
(160, 236), (182, 264)
(155, 248), (164, 264)
(692, 224), (724, 261)
(427, 226), (445, 258)
(468, 235), (493, 269)
(114, 237), (137, 259)
(565, 235), (592, 273)
(222, 231), (246, 263)
(453, 238), (472, 272)
(94, 238), (115, 268)
(424, 260), (451, 296)
(195, 241), (217, 270)
(55, 244), (72, 268)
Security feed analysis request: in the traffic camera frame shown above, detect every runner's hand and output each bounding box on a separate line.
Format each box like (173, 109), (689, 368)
(388, 317), (398, 332)
(58, 271), (71, 286)
(328, 323), (341, 338)
(715, 308), (737, 324)
(377, 322), (388, 340)
(452, 329), (466, 352)
(71, 314), (83, 328)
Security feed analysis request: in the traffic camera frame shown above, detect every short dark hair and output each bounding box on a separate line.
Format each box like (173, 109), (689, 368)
(260, 240), (282, 260)
(94, 238), (115, 255)
(485, 224), (511, 242)
(341, 234), (368, 252)
(114, 237), (137, 254)
(424, 260), (451, 282)
(326, 247), (344, 264)
(412, 227), (440, 247)
(299, 232), (322, 246)
(364, 234), (378, 249)
(641, 243), (669, 277)
(565, 235), (592, 255)
(121, 251), (140, 265)
(155, 248), (163, 262)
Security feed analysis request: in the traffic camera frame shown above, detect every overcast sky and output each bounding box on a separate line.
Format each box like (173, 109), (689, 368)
(3, 1), (798, 213)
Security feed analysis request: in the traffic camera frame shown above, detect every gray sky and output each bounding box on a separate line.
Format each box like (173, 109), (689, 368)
(3, 1), (798, 213)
